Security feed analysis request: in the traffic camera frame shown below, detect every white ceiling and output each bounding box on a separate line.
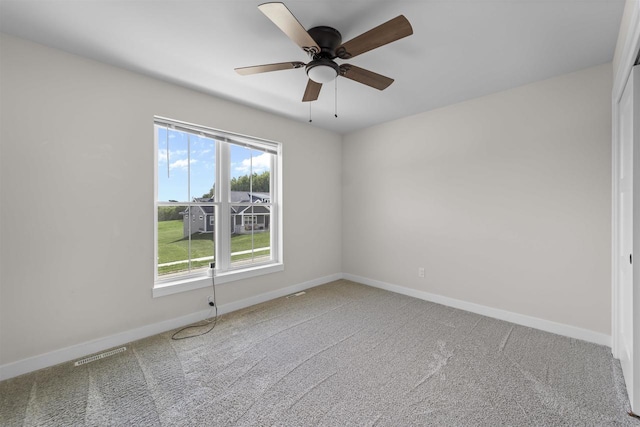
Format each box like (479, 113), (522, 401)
(0, 0), (625, 134)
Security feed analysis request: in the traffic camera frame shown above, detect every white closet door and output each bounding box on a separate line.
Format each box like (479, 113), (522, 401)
(618, 64), (640, 413)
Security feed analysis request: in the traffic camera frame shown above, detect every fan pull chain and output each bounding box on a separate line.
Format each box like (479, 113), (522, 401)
(309, 102), (312, 123)
(335, 78), (338, 118)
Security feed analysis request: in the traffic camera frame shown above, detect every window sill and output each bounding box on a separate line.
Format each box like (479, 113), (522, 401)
(152, 263), (284, 298)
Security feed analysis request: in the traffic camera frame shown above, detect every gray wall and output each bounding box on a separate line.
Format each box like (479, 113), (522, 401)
(342, 63), (613, 335)
(0, 34), (343, 366)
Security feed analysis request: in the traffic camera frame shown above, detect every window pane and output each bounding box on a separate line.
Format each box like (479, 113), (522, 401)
(230, 206), (271, 267)
(157, 128), (189, 202)
(157, 128), (216, 203)
(190, 135), (216, 200)
(230, 145), (271, 198)
(229, 145), (272, 268)
(157, 206), (214, 277)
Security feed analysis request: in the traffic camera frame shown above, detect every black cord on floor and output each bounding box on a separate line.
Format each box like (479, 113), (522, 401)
(171, 273), (218, 340)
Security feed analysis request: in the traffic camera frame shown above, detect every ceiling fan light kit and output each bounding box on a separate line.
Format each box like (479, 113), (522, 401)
(235, 2), (413, 103)
(307, 59), (339, 84)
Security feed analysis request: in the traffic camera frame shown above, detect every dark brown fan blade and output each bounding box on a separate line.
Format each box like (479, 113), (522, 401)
(337, 15), (413, 59)
(302, 79), (322, 102)
(235, 61), (305, 75)
(258, 2), (320, 54)
(339, 64), (394, 90)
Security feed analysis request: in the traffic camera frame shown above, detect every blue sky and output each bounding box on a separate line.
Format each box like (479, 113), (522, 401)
(157, 127), (270, 202)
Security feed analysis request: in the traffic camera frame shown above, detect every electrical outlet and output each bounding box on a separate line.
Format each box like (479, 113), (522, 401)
(418, 267), (425, 278)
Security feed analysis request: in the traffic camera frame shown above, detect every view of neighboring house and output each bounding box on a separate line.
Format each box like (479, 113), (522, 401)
(182, 204), (215, 235)
(182, 191), (271, 237)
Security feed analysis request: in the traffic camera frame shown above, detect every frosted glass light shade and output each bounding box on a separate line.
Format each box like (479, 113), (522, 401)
(307, 64), (338, 84)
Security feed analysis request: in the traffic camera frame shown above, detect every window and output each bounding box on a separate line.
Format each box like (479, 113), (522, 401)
(154, 117), (282, 296)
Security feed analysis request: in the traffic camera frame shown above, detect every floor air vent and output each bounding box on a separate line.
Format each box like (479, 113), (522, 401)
(286, 291), (306, 299)
(74, 346), (127, 366)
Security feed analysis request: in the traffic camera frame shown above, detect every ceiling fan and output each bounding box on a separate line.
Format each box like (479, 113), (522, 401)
(235, 2), (413, 102)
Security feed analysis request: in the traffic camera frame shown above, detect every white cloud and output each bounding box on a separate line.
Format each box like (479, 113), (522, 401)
(234, 152), (271, 174)
(169, 158), (197, 170)
(158, 149), (188, 164)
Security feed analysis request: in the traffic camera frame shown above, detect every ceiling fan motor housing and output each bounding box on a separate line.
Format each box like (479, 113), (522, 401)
(307, 26), (342, 58)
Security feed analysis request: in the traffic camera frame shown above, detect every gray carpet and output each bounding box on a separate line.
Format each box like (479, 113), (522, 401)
(1, 280), (637, 426)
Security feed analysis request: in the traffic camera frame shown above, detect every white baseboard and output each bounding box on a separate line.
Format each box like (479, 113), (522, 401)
(0, 273), (342, 381)
(344, 273), (612, 348)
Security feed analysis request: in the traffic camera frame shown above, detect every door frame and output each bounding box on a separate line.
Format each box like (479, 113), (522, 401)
(612, 1), (640, 413)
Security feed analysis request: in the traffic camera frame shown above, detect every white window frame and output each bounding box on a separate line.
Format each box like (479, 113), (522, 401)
(153, 117), (283, 298)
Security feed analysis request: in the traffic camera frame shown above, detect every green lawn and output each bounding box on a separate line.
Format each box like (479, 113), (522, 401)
(158, 220), (270, 275)
(230, 232), (270, 254)
(157, 220), (214, 263)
